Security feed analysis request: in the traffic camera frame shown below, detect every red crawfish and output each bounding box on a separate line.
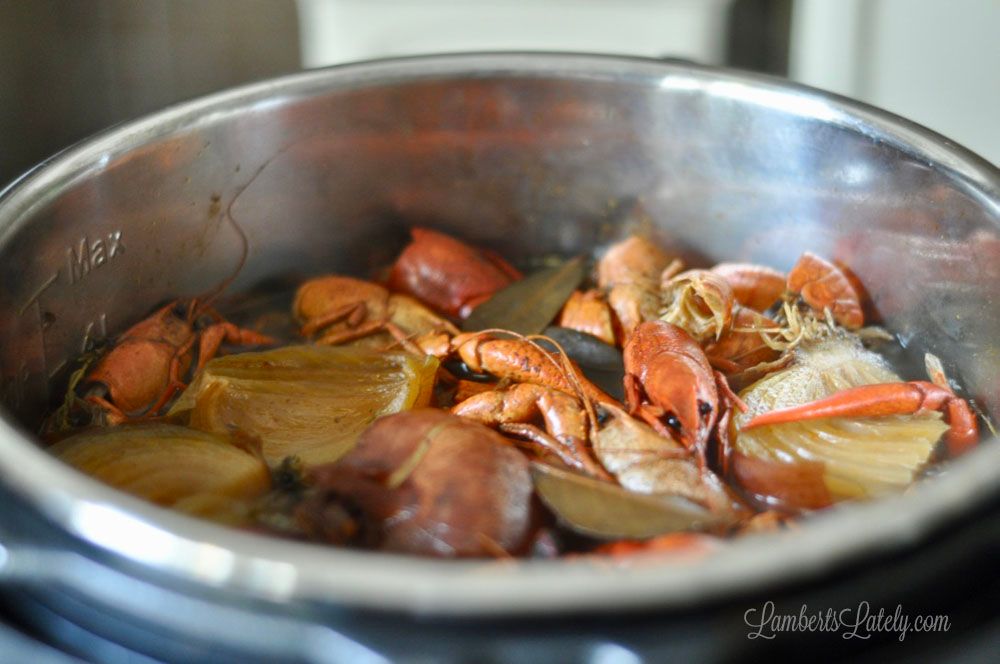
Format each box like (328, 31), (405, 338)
(554, 236), (684, 347)
(593, 235), (684, 344)
(712, 253), (863, 327)
(452, 381), (611, 480)
(446, 330), (620, 479)
(387, 227), (522, 318)
(293, 275), (457, 355)
(83, 300), (274, 424)
(711, 262), (786, 312)
(786, 252), (864, 329)
(622, 320), (745, 466)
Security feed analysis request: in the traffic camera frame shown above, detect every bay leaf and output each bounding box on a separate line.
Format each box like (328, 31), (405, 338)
(531, 462), (725, 540)
(540, 326), (622, 372)
(462, 256), (586, 335)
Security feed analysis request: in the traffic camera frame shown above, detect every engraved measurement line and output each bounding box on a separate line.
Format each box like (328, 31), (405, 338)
(80, 313), (108, 352)
(47, 358), (68, 380)
(32, 299), (50, 390)
(17, 272), (58, 316)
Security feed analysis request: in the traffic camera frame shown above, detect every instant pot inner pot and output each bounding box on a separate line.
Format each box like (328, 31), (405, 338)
(0, 57), (997, 616)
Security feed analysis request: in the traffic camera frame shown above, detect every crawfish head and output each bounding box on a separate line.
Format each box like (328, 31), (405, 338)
(82, 301), (198, 413)
(81, 298), (274, 424)
(623, 321), (719, 450)
(130, 300), (200, 342)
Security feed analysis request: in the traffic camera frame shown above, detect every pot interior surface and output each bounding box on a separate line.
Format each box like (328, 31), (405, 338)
(0, 55), (997, 614)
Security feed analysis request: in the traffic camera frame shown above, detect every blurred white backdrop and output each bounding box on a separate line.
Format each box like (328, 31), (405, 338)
(297, 0), (734, 67)
(791, 0), (999, 165)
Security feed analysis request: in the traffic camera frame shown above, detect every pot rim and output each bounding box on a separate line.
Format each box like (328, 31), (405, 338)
(0, 52), (998, 616)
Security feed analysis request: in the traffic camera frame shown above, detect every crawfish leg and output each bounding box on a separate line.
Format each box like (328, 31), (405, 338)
(499, 423), (584, 470)
(216, 322), (276, 347)
(713, 370), (748, 413)
(707, 356), (743, 375)
(536, 389), (610, 480)
(381, 321), (430, 356)
(624, 375), (683, 442)
(300, 302), (368, 336)
(713, 407), (735, 477)
(453, 383), (546, 424)
(195, 322), (275, 375)
(623, 398), (703, 469)
(924, 355), (979, 455)
(623, 373), (645, 414)
(499, 423), (610, 480)
(143, 335), (199, 416)
(454, 384), (609, 479)
(633, 403), (671, 436)
(944, 398), (979, 455)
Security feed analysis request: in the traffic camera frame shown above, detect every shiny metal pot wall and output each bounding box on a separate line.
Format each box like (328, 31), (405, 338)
(0, 54), (998, 616)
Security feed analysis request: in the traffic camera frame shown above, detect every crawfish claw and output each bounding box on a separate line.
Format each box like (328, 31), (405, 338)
(740, 380), (978, 455)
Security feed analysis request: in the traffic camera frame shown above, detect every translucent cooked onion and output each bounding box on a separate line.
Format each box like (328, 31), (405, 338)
(50, 424), (271, 515)
(732, 339), (947, 501)
(170, 345), (439, 466)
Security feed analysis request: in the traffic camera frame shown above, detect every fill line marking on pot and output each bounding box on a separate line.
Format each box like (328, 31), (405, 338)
(47, 359), (67, 381)
(17, 272), (58, 316)
(65, 230), (126, 285)
(79, 313), (108, 354)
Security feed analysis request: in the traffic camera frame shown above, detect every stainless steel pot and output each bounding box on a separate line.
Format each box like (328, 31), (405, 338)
(0, 53), (998, 656)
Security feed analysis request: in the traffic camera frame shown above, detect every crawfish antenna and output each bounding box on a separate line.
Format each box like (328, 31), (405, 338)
(198, 143), (296, 312)
(196, 180), (253, 312)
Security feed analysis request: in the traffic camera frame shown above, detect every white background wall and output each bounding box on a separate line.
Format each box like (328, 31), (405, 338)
(297, 0), (733, 67)
(790, 0), (999, 164)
